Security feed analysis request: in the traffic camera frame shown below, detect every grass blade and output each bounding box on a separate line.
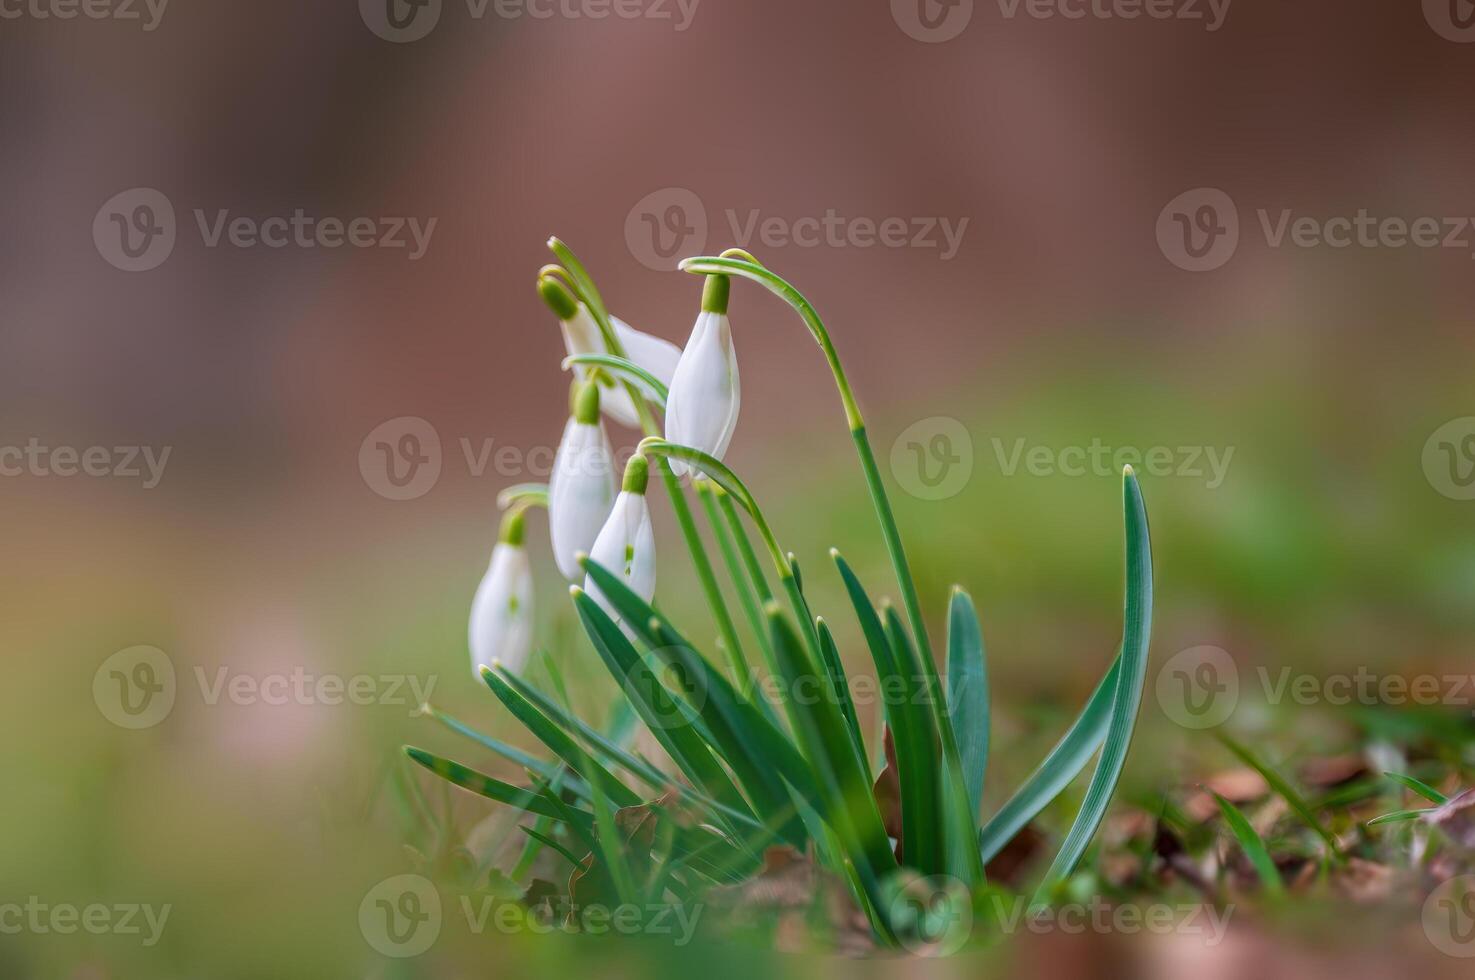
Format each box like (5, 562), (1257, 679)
(1368, 809), (1427, 827)
(1217, 733), (1342, 860)
(1382, 771), (1449, 805)
(403, 746), (594, 832)
(1211, 791), (1284, 896)
(1032, 467), (1154, 906)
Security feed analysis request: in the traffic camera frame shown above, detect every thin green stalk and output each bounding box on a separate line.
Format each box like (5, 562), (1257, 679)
(638, 438), (816, 655)
(719, 490), (774, 603)
(695, 479), (772, 682)
(678, 254), (982, 885)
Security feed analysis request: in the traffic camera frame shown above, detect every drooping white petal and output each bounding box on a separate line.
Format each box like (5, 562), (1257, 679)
(612, 315), (681, 390)
(549, 419), (616, 581)
(559, 305), (681, 428)
(584, 490), (656, 621)
(664, 311), (740, 476)
(469, 543), (533, 677)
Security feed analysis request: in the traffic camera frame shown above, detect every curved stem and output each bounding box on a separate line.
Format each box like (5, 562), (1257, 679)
(677, 255), (931, 666)
(678, 256), (863, 431)
(638, 439), (787, 575)
(562, 353), (669, 407)
(496, 483), (549, 511)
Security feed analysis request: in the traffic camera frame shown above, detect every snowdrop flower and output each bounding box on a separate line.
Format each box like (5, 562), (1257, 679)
(469, 508), (534, 678)
(539, 276), (680, 428)
(663, 275), (739, 476)
(584, 454), (656, 622)
(548, 380), (616, 581)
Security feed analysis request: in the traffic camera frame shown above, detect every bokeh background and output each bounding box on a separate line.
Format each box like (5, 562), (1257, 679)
(3, 0), (1474, 976)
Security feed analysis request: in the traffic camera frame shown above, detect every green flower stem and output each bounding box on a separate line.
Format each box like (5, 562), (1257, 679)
(496, 483), (549, 511)
(678, 254), (984, 886)
(546, 240), (749, 688)
(717, 490), (774, 604)
(677, 255), (924, 655)
(694, 479), (771, 685)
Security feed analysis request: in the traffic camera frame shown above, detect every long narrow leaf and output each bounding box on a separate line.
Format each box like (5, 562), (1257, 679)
(765, 603), (897, 907)
(833, 550), (941, 874)
(480, 667), (641, 809)
(946, 587), (990, 822)
(1032, 467), (1154, 906)
(978, 654), (1120, 862)
(582, 558), (808, 843)
(571, 585), (756, 825)
(403, 746), (594, 832)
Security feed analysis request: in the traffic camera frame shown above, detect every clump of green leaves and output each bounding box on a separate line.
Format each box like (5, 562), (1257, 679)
(403, 241), (1155, 951)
